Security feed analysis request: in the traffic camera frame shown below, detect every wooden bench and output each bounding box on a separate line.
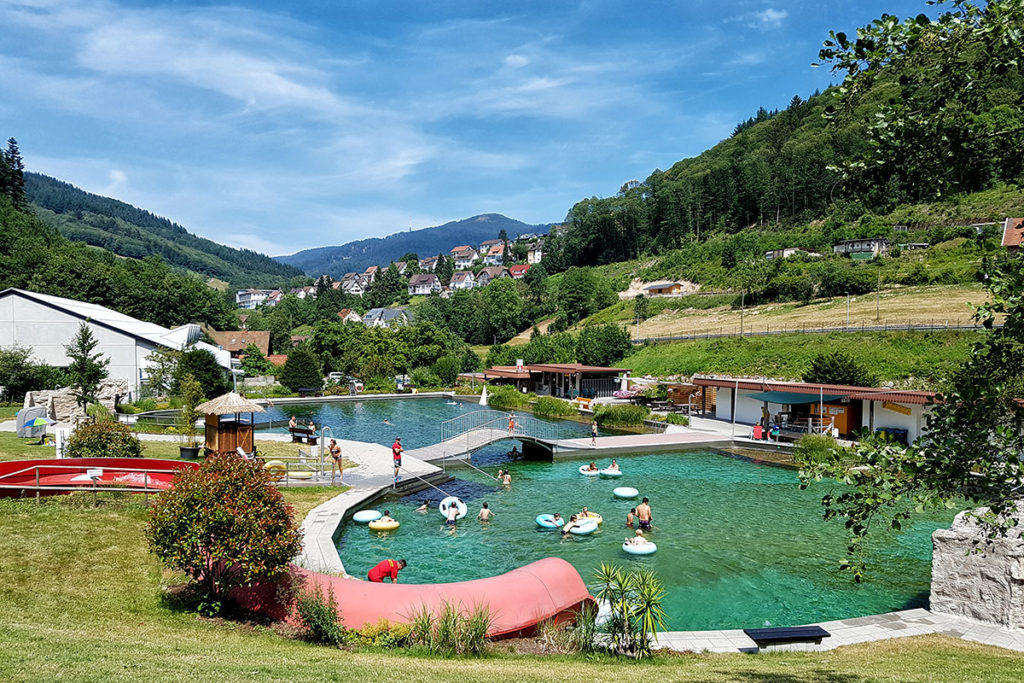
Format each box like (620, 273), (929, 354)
(289, 427), (319, 446)
(743, 626), (830, 648)
(297, 387), (323, 398)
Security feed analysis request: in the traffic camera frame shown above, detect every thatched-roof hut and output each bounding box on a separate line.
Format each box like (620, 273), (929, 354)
(199, 392), (264, 456)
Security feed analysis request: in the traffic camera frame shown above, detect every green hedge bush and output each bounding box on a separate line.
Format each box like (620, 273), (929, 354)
(594, 404), (650, 427)
(532, 396), (578, 418)
(65, 421), (143, 459)
(486, 385), (533, 411)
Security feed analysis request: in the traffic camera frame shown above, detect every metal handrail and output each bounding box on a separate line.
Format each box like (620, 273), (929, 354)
(397, 465), (455, 498)
(0, 463), (183, 482)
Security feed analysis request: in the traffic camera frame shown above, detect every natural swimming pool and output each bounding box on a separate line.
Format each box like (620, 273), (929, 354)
(335, 448), (955, 631)
(259, 397), (601, 449)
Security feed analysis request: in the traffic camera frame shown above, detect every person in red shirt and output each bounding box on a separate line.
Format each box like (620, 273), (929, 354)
(367, 558), (407, 583)
(392, 437), (403, 483)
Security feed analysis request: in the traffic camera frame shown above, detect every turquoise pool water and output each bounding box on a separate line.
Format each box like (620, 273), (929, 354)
(260, 398), (601, 449)
(336, 449), (955, 630)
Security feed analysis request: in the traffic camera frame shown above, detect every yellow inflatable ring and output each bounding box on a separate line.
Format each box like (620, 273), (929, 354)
(580, 512), (603, 526)
(264, 460), (286, 481)
(368, 519), (400, 531)
(288, 470), (314, 479)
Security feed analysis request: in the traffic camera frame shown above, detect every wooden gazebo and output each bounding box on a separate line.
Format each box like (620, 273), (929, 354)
(197, 392), (264, 456)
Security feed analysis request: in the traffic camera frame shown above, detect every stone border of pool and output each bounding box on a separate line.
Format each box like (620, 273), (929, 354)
(252, 390), (456, 406)
(294, 432), (1024, 653)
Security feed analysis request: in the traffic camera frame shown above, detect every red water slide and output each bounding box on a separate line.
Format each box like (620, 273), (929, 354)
(0, 458), (199, 498)
(236, 557), (594, 638)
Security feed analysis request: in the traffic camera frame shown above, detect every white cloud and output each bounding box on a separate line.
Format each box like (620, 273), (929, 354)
(102, 169), (127, 196)
(504, 54), (529, 68)
(726, 7), (788, 29)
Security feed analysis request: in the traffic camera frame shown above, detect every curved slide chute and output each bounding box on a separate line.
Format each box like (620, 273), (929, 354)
(236, 557), (594, 638)
(0, 458), (198, 498)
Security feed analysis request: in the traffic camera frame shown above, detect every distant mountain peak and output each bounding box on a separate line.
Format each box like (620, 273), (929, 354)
(277, 214), (553, 277)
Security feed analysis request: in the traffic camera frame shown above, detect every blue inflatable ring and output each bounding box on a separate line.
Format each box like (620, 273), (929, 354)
(536, 513), (564, 529)
(353, 509), (382, 524)
(622, 541), (657, 555)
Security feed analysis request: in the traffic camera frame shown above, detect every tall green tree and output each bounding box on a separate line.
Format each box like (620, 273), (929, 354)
(435, 253), (454, 286)
(368, 263), (405, 308)
(3, 138), (27, 210)
(799, 255), (1024, 580)
(174, 348), (229, 399)
(279, 346), (322, 392)
(481, 278), (524, 343)
(818, 0), (1024, 205)
(64, 323), (109, 410)
(239, 343), (273, 377)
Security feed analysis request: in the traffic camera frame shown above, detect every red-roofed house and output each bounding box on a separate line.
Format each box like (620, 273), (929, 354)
(508, 264), (531, 279)
(450, 246), (479, 269)
(483, 243), (505, 265)
(364, 265), (379, 283)
(1001, 218), (1024, 253)
(337, 308), (362, 323)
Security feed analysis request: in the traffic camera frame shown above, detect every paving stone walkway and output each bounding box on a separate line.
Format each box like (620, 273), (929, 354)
(656, 608), (1024, 653)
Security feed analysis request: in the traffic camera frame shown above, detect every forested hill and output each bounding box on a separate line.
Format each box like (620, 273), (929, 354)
(278, 213), (553, 277)
(24, 173), (304, 288)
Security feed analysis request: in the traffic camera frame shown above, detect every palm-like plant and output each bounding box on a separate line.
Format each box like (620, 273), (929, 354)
(592, 562), (667, 658)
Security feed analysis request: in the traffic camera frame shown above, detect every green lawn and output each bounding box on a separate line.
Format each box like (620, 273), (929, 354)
(621, 330), (975, 387)
(0, 495), (1021, 682)
(0, 404), (20, 420)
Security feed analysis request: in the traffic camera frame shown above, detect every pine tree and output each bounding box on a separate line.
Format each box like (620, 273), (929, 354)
(436, 253), (454, 286)
(4, 138), (27, 209)
(64, 323), (110, 410)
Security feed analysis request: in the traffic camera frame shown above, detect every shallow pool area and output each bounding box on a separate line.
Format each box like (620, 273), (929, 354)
(335, 449), (955, 631)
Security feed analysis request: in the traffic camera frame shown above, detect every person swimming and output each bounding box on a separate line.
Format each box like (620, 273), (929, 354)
(443, 503), (460, 530)
(415, 500), (430, 513)
(626, 508), (636, 528)
(477, 502), (494, 522)
(560, 514), (580, 539)
(585, 462), (598, 472)
(502, 470), (512, 486)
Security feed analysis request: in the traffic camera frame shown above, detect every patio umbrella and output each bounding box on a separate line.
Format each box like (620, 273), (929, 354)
(26, 417), (55, 427)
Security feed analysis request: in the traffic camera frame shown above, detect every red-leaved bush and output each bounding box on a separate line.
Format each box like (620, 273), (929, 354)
(146, 453), (302, 611)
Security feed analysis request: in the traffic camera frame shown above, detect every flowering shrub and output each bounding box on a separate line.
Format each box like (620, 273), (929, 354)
(145, 453), (302, 612)
(65, 421), (143, 458)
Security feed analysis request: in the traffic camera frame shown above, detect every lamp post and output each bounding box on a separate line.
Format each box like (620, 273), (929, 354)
(845, 291), (850, 327)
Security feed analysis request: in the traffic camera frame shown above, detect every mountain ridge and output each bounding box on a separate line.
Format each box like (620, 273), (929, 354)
(24, 172), (304, 288)
(277, 213), (554, 277)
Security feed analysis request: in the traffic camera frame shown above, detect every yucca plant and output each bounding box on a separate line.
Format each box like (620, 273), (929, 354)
(592, 562), (667, 659)
(461, 603), (493, 655)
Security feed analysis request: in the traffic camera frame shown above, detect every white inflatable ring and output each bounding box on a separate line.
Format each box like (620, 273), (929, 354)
(352, 509), (382, 523)
(368, 519), (400, 531)
(579, 466), (600, 476)
(536, 513), (564, 529)
(613, 486), (639, 499)
(579, 512), (603, 525)
(599, 469), (622, 478)
(438, 496), (468, 520)
(569, 520), (599, 535)
(623, 541), (657, 555)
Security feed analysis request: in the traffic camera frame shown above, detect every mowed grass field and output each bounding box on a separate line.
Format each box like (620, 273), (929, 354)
(585, 284), (993, 339)
(1, 493), (1022, 682)
(620, 330), (977, 386)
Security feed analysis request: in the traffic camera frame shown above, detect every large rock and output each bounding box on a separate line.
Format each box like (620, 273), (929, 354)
(930, 502), (1024, 629)
(24, 379), (130, 423)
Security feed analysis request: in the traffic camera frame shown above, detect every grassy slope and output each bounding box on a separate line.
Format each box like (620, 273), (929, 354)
(620, 331), (975, 386)
(1, 494), (1021, 682)
(583, 285), (991, 338)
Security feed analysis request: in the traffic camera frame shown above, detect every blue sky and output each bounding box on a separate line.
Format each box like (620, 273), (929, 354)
(1, 0), (930, 256)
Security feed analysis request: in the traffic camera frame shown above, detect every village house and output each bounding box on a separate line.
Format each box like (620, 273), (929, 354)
(235, 289), (280, 309)
(395, 261), (408, 275)
(764, 247), (820, 260)
(833, 238), (890, 259)
(290, 285), (316, 299)
(450, 271), (476, 290)
(478, 238), (502, 253)
(363, 265), (379, 283)
(363, 307), (412, 329)
(1001, 217), (1024, 253)
(476, 266), (509, 287)
(527, 243), (543, 264)
(419, 256), (438, 272)
(450, 246), (479, 270)
(644, 281), (685, 296)
(408, 273), (441, 296)
(337, 308), (362, 324)
(507, 264), (531, 279)
(207, 330), (271, 359)
(483, 243), (505, 265)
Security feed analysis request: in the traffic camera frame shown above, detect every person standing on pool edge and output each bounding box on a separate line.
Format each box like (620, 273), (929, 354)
(637, 497), (653, 531)
(591, 419), (598, 447)
(367, 558), (407, 583)
(392, 436), (403, 483)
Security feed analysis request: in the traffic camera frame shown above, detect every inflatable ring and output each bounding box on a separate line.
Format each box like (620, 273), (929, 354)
(438, 496), (468, 520)
(352, 509), (382, 524)
(613, 486), (639, 499)
(264, 460), (286, 481)
(369, 519), (400, 532)
(569, 520), (599, 536)
(579, 512), (603, 525)
(288, 469), (314, 480)
(536, 513), (564, 529)
(623, 541), (657, 555)
(579, 466), (600, 476)
(599, 469), (622, 478)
